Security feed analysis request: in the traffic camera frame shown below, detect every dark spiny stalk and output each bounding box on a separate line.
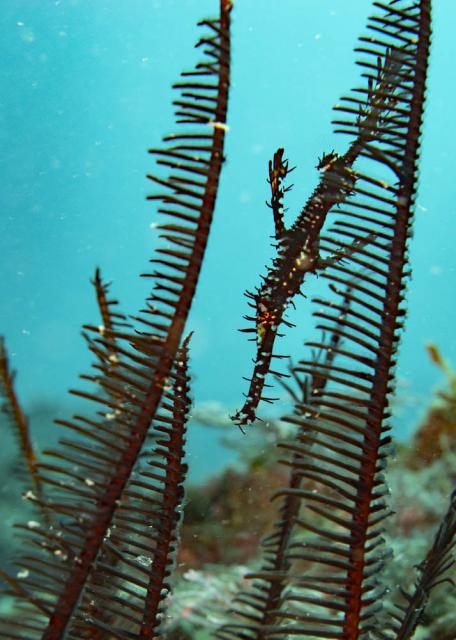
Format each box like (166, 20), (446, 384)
(140, 336), (192, 638)
(238, 287), (352, 639)
(40, 3), (231, 637)
(343, 6), (431, 635)
(0, 337), (44, 506)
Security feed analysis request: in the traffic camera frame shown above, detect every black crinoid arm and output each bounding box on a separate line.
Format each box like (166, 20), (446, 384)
(233, 0), (432, 430)
(223, 1), (433, 640)
(0, 2), (231, 639)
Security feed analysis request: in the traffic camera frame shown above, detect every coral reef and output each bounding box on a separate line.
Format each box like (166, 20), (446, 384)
(408, 344), (456, 468)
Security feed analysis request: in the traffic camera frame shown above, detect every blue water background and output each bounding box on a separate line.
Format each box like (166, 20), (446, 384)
(0, 1), (455, 483)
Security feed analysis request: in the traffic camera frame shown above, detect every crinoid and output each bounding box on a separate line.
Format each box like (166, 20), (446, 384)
(0, 1), (232, 637)
(1, 1), (455, 640)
